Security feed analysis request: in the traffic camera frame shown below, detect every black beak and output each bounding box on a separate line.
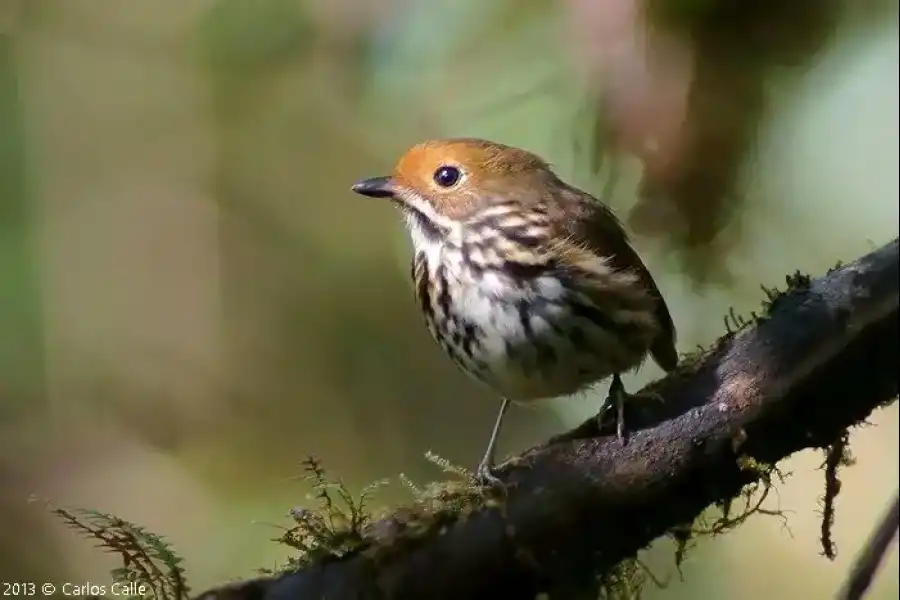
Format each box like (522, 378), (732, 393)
(351, 176), (395, 198)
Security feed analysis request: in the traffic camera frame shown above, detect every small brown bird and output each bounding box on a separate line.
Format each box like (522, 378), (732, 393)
(352, 138), (678, 485)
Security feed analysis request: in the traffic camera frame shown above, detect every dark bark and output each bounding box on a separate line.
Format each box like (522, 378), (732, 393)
(199, 239), (899, 600)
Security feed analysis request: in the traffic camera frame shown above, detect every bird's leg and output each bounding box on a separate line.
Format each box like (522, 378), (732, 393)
(602, 374), (666, 441)
(604, 374), (629, 441)
(474, 398), (510, 487)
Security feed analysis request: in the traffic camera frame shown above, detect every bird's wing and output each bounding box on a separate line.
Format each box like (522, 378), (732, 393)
(548, 185), (679, 372)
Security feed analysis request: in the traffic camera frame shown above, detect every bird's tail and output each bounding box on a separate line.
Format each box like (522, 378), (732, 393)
(651, 336), (679, 373)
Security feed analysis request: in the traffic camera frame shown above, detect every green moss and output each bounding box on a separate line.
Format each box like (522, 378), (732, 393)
(256, 453), (505, 572)
(597, 557), (648, 599)
(758, 270), (813, 321)
(261, 457), (388, 572)
(358, 452), (507, 564)
(669, 266), (817, 380)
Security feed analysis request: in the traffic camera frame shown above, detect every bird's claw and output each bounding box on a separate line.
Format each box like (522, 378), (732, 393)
(474, 462), (504, 488)
(601, 378), (632, 442)
(600, 383), (665, 442)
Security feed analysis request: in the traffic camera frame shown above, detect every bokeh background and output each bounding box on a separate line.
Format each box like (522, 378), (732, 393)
(1, 0), (897, 598)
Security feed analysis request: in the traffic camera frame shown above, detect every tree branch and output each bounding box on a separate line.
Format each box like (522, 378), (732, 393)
(198, 239), (899, 600)
(838, 492), (899, 600)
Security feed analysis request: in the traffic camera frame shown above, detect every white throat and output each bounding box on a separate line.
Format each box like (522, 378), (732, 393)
(401, 195), (461, 253)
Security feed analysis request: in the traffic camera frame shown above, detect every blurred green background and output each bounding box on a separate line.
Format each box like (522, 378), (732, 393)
(0, 0), (897, 598)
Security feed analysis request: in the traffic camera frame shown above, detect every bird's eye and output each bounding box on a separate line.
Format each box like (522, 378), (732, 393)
(433, 165), (461, 188)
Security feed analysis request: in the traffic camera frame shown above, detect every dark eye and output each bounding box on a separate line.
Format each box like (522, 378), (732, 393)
(433, 165), (461, 187)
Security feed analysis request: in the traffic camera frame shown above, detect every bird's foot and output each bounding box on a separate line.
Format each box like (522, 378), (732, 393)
(639, 388), (666, 405)
(612, 386), (629, 442)
(599, 380), (665, 442)
(473, 460), (504, 488)
(596, 375), (639, 442)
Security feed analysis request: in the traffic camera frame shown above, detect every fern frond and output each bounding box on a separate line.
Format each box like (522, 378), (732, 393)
(52, 507), (190, 600)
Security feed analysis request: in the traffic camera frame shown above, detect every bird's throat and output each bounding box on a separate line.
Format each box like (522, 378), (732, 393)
(404, 205), (448, 245)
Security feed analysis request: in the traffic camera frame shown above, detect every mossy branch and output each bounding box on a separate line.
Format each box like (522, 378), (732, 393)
(196, 238), (898, 600)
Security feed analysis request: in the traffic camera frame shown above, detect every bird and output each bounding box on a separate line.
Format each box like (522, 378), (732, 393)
(351, 138), (678, 486)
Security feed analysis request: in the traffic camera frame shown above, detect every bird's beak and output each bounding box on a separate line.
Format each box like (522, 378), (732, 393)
(351, 176), (395, 199)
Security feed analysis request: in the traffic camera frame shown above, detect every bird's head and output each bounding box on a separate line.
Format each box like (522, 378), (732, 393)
(351, 138), (556, 237)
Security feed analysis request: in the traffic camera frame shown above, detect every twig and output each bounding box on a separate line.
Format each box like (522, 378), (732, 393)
(837, 492), (899, 600)
(197, 238), (899, 600)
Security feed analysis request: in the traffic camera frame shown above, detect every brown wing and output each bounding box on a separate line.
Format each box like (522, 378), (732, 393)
(551, 184), (678, 372)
